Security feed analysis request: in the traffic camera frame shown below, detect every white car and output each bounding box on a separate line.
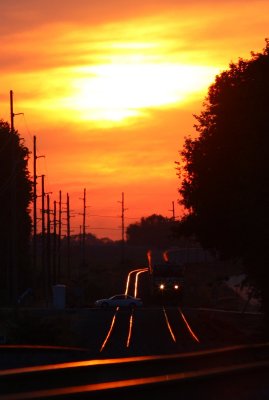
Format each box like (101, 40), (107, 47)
(94, 294), (143, 308)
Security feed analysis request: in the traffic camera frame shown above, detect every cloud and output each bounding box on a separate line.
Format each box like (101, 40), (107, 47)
(2, 0), (269, 239)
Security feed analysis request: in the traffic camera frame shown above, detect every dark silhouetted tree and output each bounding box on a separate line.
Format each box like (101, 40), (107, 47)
(0, 120), (33, 305)
(176, 39), (269, 330)
(126, 214), (178, 248)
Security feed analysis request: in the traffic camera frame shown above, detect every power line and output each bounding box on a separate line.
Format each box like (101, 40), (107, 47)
(87, 214), (119, 218)
(84, 227), (121, 230)
(87, 214), (139, 220)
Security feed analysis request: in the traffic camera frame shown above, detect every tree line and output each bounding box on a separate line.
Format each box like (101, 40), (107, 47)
(0, 120), (32, 305)
(176, 38), (269, 333)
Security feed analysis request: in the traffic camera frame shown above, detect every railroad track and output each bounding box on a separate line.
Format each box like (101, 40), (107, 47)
(97, 267), (200, 355)
(0, 342), (269, 399)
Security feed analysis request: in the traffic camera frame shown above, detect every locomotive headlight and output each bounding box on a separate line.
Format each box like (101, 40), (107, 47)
(160, 284), (165, 290)
(174, 284), (179, 290)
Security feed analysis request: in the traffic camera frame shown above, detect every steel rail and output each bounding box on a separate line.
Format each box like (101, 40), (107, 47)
(0, 342), (269, 396)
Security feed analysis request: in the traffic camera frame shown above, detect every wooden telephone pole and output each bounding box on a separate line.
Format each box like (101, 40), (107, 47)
(9, 90), (17, 304)
(82, 188), (86, 266)
(66, 192), (71, 280)
(32, 136), (44, 273)
(46, 194), (51, 304)
(120, 192), (127, 264)
(170, 201), (175, 220)
(57, 190), (62, 281)
(10, 90), (14, 132)
(52, 200), (57, 285)
(33, 136), (37, 273)
(41, 174), (46, 299)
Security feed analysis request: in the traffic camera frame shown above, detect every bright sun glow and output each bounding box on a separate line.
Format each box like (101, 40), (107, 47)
(61, 61), (219, 126)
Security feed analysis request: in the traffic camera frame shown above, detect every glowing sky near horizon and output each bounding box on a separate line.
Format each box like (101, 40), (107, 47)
(1, 0), (269, 239)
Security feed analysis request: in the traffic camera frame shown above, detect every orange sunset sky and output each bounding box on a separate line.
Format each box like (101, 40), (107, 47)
(1, 0), (269, 240)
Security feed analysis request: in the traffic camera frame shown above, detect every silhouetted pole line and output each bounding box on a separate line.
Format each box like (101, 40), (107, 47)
(46, 194), (51, 306)
(169, 201), (175, 220)
(10, 90), (14, 132)
(120, 192), (127, 264)
(8, 89), (17, 304)
(83, 188), (86, 264)
(41, 175), (46, 237)
(33, 136), (37, 274)
(41, 174), (46, 301)
(41, 193), (57, 306)
(57, 190), (62, 281)
(60, 193), (74, 282)
(79, 224), (82, 251)
(121, 192), (125, 243)
(52, 200), (57, 285)
(32, 136), (45, 277)
(66, 192), (71, 280)
(79, 188), (87, 266)
(8, 90), (25, 303)
(40, 174), (53, 305)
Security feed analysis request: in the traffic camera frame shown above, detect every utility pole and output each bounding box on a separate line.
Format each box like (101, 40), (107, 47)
(9, 90), (18, 304)
(66, 192), (71, 280)
(41, 174), (46, 301)
(121, 192), (125, 243)
(82, 188), (86, 266)
(10, 90), (15, 132)
(170, 201), (175, 220)
(79, 224), (82, 262)
(46, 194), (51, 305)
(9, 91), (25, 303)
(10, 90), (24, 132)
(52, 200), (57, 285)
(79, 225), (82, 248)
(41, 175), (46, 236)
(33, 136), (37, 274)
(57, 190), (62, 281)
(120, 192), (127, 264)
(33, 138), (44, 276)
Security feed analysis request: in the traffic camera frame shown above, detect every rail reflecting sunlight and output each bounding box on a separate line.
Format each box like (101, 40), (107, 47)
(99, 268), (148, 353)
(126, 312), (134, 348)
(178, 308), (200, 343)
(99, 307), (119, 352)
(125, 268), (147, 296)
(134, 269), (148, 298)
(162, 307), (177, 343)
